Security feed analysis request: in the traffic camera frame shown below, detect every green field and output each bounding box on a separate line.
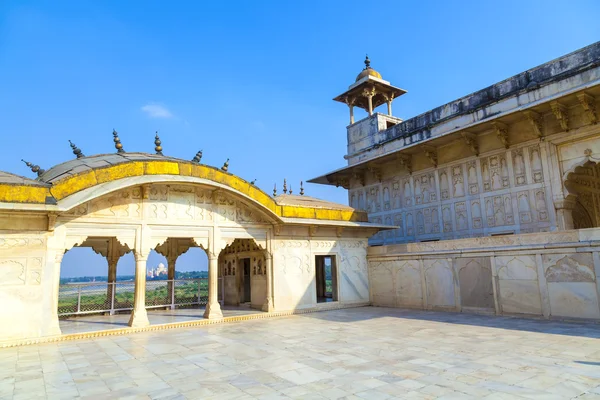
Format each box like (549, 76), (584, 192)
(58, 280), (208, 315)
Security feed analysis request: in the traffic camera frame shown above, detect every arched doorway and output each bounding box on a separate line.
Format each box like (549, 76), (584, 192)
(565, 160), (600, 229)
(219, 238), (269, 310)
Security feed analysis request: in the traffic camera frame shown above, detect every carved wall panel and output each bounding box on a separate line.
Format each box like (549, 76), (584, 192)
(414, 172), (436, 205)
(370, 261), (395, 306)
(495, 255), (542, 315)
(512, 149), (527, 186)
(62, 184), (268, 226)
(467, 161), (479, 195)
(529, 145), (544, 183)
(484, 194), (514, 227)
(0, 259), (26, 286)
(395, 260), (423, 307)
(424, 259), (455, 307)
(392, 180), (402, 209)
(481, 154), (510, 192)
(457, 257), (494, 309)
(416, 208), (440, 235)
(358, 142), (554, 246)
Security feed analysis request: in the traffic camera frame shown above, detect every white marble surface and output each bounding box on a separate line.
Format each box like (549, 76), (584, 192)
(2, 307), (600, 399)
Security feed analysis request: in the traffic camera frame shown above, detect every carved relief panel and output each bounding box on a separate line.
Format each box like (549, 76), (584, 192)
(416, 207), (440, 235)
(414, 172), (436, 204)
(512, 149), (527, 186)
(481, 154), (510, 192)
(484, 194), (514, 227)
(366, 186), (381, 213)
(391, 180), (402, 210)
(467, 161), (479, 195)
(529, 145), (544, 184)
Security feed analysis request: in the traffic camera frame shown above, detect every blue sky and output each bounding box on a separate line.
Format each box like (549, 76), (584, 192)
(2, 1), (599, 277)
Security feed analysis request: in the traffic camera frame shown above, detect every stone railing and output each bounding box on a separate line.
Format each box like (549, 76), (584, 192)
(368, 229), (600, 320)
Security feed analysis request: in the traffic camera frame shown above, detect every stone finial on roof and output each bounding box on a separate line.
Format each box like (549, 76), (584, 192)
(21, 159), (45, 177)
(250, 179), (256, 185)
(289, 185), (293, 195)
(113, 130), (125, 153)
(283, 179), (288, 194)
(273, 183), (277, 197)
(364, 54), (371, 69)
(221, 158), (229, 172)
(192, 150), (203, 163)
(300, 181), (304, 196)
(154, 132), (163, 155)
(69, 140), (84, 159)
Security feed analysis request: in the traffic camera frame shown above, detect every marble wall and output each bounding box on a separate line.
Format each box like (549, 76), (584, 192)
(0, 235), (55, 341)
(350, 142), (554, 245)
(368, 229), (600, 320)
(272, 239), (369, 311)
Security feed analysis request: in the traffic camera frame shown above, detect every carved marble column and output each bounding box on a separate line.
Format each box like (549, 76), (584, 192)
(262, 253), (274, 312)
(204, 252), (223, 319)
(167, 254), (177, 309)
(387, 100), (392, 116)
(107, 258), (118, 314)
(554, 195), (577, 231)
(348, 104), (354, 125)
(128, 250), (150, 327)
(47, 251), (65, 336)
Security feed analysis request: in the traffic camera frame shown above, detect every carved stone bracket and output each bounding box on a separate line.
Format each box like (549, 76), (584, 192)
(64, 235), (88, 252)
(309, 226), (318, 237)
(577, 93), (597, 125)
(460, 132), (479, 156)
(551, 101), (569, 131)
(422, 146), (438, 168)
(273, 225), (282, 235)
(522, 110), (544, 139)
(352, 170), (365, 186)
(396, 154), (412, 174)
(336, 227), (343, 237)
(192, 237), (209, 251)
(47, 212), (57, 232)
(367, 166), (383, 183)
(335, 177), (350, 189)
(491, 121), (509, 149)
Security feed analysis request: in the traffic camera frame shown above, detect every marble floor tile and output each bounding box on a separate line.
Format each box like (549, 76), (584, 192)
(1, 307), (599, 399)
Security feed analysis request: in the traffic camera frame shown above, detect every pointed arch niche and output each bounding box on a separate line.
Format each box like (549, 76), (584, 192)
(564, 160), (600, 229)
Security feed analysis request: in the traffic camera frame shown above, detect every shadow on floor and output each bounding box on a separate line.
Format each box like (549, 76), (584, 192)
(300, 306), (600, 339)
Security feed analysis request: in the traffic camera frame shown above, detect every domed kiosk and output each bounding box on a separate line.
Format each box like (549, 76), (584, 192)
(0, 133), (387, 345)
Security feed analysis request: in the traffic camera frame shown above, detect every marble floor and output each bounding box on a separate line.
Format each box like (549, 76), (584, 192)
(60, 305), (260, 335)
(3, 307), (600, 399)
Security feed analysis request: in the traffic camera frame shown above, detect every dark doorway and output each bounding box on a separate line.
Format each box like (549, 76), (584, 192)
(242, 258), (251, 303)
(315, 255), (338, 303)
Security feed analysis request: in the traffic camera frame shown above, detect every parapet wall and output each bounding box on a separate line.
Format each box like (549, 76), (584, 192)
(367, 229), (600, 320)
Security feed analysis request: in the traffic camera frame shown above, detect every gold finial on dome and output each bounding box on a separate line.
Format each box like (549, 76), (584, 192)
(69, 140), (84, 159)
(356, 54), (382, 81)
(21, 159), (45, 177)
(113, 129), (125, 153)
(154, 132), (163, 155)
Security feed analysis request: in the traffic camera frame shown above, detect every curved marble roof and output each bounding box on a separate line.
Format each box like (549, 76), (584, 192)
(38, 152), (183, 183)
(0, 171), (50, 187)
(274, 194), (355, 211)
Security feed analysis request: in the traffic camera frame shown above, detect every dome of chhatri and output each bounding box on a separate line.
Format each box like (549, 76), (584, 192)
(355, 55), (382, 81)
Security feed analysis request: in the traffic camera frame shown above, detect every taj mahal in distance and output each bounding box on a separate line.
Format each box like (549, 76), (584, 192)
(1, 38), (600, 399)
